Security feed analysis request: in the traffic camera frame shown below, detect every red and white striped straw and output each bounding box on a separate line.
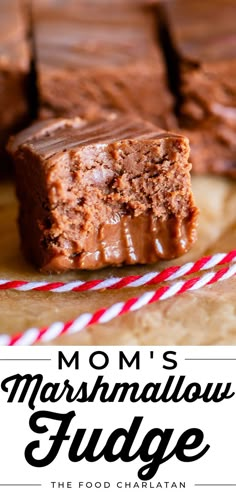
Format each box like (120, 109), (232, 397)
(1, 260), (236, 346)
(0, 250), (235, 293)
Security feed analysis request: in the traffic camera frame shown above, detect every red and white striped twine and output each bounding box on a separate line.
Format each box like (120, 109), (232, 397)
(0, 250), (236, 346)
(0, 250), (236, 293)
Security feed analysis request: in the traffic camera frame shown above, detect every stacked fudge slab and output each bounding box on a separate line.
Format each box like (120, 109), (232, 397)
(0, 0), (30, 163)
(32, 0), (175, 129)
(8, 116), (198, 272)
(164, 0), (236, 177)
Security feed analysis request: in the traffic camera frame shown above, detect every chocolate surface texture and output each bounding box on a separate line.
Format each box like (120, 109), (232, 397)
(8, 116), (198, 272)
(32, 0), (174, 129)
(163, 0), (236, 177)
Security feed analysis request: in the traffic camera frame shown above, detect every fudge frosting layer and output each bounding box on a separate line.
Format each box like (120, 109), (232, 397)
(11, 116), (181, 156)
(36, 22), (159, 69)
(9, 116), (198, 272)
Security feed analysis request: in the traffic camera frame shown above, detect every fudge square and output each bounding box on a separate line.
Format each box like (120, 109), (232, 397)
(32, 1), (174, 129)
(164, 0), (236, 177)
(0, 0), (30, 162)
(8, 116), (198, 272)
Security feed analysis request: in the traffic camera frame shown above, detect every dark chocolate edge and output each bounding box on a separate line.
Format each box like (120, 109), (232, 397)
(26, 0), (39, 121)
(154, 3), (181, 117)
(155, 2), (200, 120)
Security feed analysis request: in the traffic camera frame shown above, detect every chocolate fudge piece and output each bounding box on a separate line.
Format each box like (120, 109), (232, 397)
(32, 1), (175, 129)
(163, 0), (236, 177)
(8, 116), (198, 272)
(0, 0), (30, 168)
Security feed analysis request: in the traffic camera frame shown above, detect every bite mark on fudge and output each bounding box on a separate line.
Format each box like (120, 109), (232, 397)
(8, 116), (198, 272)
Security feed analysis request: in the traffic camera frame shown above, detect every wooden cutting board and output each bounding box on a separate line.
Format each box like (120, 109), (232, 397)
(0, 175), (236, 345)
